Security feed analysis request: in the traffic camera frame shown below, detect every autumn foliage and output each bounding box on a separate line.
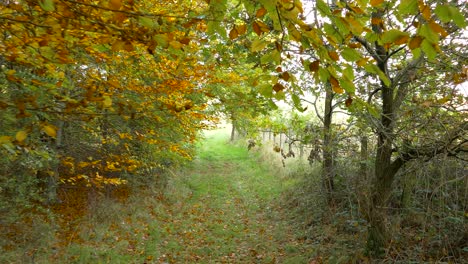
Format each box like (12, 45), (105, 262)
(0, 0), (217, 188)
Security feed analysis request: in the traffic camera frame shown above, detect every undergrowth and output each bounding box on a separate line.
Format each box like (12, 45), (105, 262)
(3, 128), (464, 263)
(1, 128), (314, 263)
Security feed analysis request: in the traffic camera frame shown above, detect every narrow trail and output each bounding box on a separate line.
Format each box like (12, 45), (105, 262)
(155, 130), (309, 263)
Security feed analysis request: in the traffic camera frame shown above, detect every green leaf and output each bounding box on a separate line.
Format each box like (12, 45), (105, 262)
(317, 0), (332, 16)
(419, 24), (439, 44)
(258, 0), (281, 30)
(435, 5), (467, 28)
(139, 17), (154, 28)
(260, 50), (281, 65)
(291, 93), (301, 108)
(364, 64), (391, 86)
(275, 90), (286, 100)
(448, 6), (467, 28)
(39, 0), (55, 12)
(318, 67), (330, 83)
(365, 32), (379, 43)
(341, 47), (361, 62)
(380, 29), (409, 44)
(398, 0), (418, 15)
(324, 23), (343, 44)
(207, 21), (227, 39)
(434, 5), (451, 23)
(411, 47), (422, 59)
(343, 65), (355, 81)
(367, 104), (380, 118)
(251, 39), (268, 52)
(258, 83), (273, 97)
(339, 78), (356, 94)
(421, 39), (437, 61)
(268, 99), (278, 110)
(331, 17), (349, 36)
(153, 34), (169, 48)
(377, 71), (391, 87)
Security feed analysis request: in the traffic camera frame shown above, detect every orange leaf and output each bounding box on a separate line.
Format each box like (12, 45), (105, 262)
(237, 24), (247, 35)
(330, 77), (344, 93)
(179, 38), (191, 45)
(394, 34), (409, 45)
(429, 21), (448, 38)
(253, 21), (262, 36)
(371, 17), (382, 25)
(418, 1), (431, 21)
(370, 0), (384, 7)
(348, 42), (361, 49)
(253, 20), (269, 36)
(256, 7), (267, 18)
(328, 51), (339, 61)
(229, 27), (238, 40)
(409, 36), (423, 50)
(273, 83), (284, 92)
(114, 13), (127, 23)
(281, 72), (290, 81)
(309, 60), (320, 72)
(345, 97), (353, 107)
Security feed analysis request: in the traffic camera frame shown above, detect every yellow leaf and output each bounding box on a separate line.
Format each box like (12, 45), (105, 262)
(169, 40), (182, 49)
(15, 130), (27, 142)
(0, 136), (12, 144)
(111, 40), (126, 52)
(103, 95), (112, 108)
(109, 0), (122, 10)
(43, 125), (57, 138)
(356, 58), (368, 67)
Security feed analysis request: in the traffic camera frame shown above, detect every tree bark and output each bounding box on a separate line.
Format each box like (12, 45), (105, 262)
(322, 84), (334, 202)
(360, 135), (368, 180)
(366, 9), (399, 256)
(230, 115), (236, 142)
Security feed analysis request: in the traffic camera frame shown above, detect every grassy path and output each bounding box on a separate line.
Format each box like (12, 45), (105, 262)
(43, 129), (310, 264)
(152, 129), (308, 263)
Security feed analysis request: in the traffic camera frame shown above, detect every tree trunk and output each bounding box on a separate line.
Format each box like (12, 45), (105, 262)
(366, 9), (403, 255)
(360, 135), (368, 179)
(322, 83), (334, 202)
(230, 118), (236, 142)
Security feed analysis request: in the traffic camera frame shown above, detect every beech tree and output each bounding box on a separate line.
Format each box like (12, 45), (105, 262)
(224, 0), (467, 255)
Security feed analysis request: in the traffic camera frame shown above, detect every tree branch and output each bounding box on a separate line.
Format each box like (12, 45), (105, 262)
(396, 121), (468, 163)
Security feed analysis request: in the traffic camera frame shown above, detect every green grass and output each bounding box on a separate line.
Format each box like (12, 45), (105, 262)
(143, 128), (308, 263)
